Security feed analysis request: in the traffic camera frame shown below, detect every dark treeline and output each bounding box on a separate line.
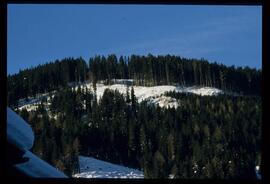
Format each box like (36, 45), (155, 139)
(8, 54), (261, 107)
(17, 86), (261, 178)
(8, 57), (87, 107)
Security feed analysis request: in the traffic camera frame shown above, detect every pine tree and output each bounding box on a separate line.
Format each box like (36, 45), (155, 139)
(126, 86), (130, 104)
(131, 86), (137, 111)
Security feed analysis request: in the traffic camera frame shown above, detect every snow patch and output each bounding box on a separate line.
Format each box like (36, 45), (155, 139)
(178, 86), (223, 96)
(17, 92), (56, 112)
(16, 81), (223, 112)
(80, 83), (223, 108)
(145, 95), (179, 108)
(73, 156), (143, 178)
(255, 165), (261, 180)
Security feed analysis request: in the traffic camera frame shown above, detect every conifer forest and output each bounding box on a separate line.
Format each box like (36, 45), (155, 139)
(8, 54), (261, 178)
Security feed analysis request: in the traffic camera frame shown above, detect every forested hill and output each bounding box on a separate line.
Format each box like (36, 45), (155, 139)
(8, 54), (262, 178)
(8, 54), (261, 107)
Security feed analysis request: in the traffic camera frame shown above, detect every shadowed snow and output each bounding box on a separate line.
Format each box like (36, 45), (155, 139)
(15, 150), (68, 178)
(7, 108), (34, 150)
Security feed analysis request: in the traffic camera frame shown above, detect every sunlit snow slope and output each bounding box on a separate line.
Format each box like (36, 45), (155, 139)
(80, 83), (223, 102)
(73, 156), (144, 178)
(17, 80), (223, 111)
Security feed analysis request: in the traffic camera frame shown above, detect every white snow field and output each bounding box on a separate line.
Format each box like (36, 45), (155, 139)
(79, 83), (223, 102)
(17, 80), (223, 111)
(78, 83), (223, 108)
(73, 156), (144, 178)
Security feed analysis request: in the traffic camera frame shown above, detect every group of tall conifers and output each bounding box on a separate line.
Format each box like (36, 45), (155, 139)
(17, 85), (261, 178)
(9, 54), (261, 178)
(8, 54), (261, 107)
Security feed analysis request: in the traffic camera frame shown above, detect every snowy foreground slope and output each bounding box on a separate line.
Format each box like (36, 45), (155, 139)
(14, 150), (67, 178)
(18, 82), (223, 111)
(73, 155), (261, 179)
(7, 108), (34, 150)
(73, 156), (144, 178)
(7, 108), (67, 178)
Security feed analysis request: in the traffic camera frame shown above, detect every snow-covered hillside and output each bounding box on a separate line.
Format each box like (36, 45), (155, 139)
(17, 92), (55, 111)
(79, 83), (223, 102)
(77, 83), (223, 108)
(17, 80), (223, 111)
(73, 156), (143, 178)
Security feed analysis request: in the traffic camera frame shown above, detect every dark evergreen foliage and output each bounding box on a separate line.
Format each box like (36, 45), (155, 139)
(8, 54), (261, 107)
(10, 54), (261, 178)
(17, 87), (261, 178)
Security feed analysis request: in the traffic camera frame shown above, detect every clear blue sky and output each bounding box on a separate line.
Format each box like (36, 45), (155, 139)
(8, 4), (262, 75)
